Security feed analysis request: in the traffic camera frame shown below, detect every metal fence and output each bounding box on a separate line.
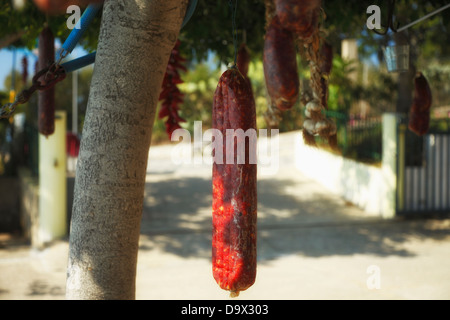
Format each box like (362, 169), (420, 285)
(397, 117), (450, 216)
(323, 111), (383, 164)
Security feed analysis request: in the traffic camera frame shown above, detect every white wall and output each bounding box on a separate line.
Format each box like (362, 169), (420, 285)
(38, 111), (67, 248)
(294, 114), (399, 217)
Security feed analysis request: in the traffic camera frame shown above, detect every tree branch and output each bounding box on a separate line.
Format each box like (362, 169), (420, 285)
(0, 31), (25, 50)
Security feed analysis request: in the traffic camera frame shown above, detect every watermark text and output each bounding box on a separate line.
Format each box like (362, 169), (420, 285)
(66, 5), (81, 30)
(170, 121), (279, 176)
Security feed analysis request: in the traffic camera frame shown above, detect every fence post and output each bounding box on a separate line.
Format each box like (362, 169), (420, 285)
(381, 113), (401, 218)
(397, 122), (406, 213)
(37, 111), (67, 248)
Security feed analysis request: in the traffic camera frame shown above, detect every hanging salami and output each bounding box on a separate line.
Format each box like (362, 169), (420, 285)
(21, 56), (28, 84)
(408, 72), (432, 136)
(38, 25), (55, 137)
(263, 16), (299, 111)
(212, 66), (257, 297)
(274, 0), (321, 39)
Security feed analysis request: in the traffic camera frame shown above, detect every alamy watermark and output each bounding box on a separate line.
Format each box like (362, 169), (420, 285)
(366, 5), (382, 30)
(170, 121), (279, 176)
(366, 265), (381, 290)
(66, 5), (81, 30)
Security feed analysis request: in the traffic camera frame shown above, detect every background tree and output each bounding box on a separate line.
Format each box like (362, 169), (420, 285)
(63, 0), (189, 299)
(0, 0), (449, 299)
(2, 0), (450, 127)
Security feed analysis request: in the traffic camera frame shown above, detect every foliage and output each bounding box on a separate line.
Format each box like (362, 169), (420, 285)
(423, 62), (450, 114)
(2, 0), (449, 62)
(1, 0), (450, 144)
(1, 1), (100, 51)
(152, 52), (306, 145)
(152, 60), (219, 144)
(325, 0), (450, 60)
(327, 56), (358, 113)
(2, 65), (92, 126)
(179, 0), (267, 65)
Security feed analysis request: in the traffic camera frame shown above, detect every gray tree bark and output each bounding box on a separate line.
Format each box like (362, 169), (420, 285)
(66, 0), (188, 300)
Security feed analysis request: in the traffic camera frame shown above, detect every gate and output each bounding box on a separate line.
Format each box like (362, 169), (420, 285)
(397, 117), (450, 215)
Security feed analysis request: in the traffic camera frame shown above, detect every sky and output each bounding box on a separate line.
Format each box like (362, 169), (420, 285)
(0, 48), (32, 91)
(0, 44), (89, 92)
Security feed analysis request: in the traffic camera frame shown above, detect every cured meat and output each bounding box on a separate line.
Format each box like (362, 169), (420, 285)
(212, 67), (257, 297)
(38, 26), (55, 137)
(275, 0), (321, 39)
(408, 72), (432, 136)
(263, 16), (299, 111)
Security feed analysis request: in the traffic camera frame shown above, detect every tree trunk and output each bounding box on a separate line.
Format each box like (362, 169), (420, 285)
(66, 0), (188, 300)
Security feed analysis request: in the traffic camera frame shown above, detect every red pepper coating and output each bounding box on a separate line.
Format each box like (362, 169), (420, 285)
(212, 67), (257, 297)
(275, 0), (321, 39)
(408, 73), (432, 136)
(263, 16), (299, 111)
(38, 26), (55, 137)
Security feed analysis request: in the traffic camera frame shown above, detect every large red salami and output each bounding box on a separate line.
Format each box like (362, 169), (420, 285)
(212, 66), (257, 297)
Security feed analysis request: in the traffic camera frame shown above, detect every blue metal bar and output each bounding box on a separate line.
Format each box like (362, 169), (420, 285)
(61, 52), (96, 73)
(62, 3), (103, 55)
(59, 0), (197, 73)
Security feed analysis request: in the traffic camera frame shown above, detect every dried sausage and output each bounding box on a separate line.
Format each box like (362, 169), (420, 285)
(275, 0), (321, 39)
(408, 72), (432, 136)
(212, 67), (257, 297)
(263, 16), (299, 111)
(38, 26), (55, 137)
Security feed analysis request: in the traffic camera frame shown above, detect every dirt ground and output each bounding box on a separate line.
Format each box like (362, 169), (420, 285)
(1, 131), (450, 300)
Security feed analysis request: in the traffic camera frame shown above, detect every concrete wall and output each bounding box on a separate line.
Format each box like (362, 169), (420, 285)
(18, 111), (69, 249)
(18, 168), (74, 248)
(38, 111), (67, 247)
(295, 114), (399, 218)
(295, 135), (384, 216)
(0, 177), (20, 232)
(18, 168), (39, 244)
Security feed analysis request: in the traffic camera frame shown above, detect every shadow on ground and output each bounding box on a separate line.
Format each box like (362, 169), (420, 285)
(140, 175), (450, 263)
